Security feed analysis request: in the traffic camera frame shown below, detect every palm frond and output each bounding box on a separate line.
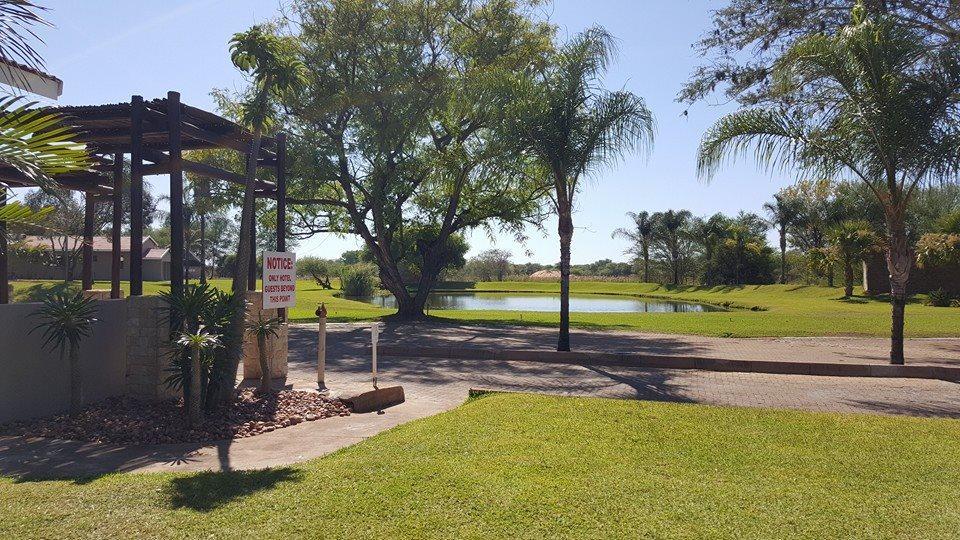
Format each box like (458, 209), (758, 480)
(0, 0), (50, 89)
(697, 108), (810, 181)
(0, 96), (93, 187)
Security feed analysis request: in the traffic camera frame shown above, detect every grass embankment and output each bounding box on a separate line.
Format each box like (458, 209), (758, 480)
(11, 279), (960, 337)
(2, 393), (959, 539)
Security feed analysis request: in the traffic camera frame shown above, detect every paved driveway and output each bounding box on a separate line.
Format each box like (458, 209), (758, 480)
(290, 323), (960, 418)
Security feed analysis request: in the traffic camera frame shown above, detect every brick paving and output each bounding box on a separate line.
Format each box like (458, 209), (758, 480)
(292, 323), (960, 419)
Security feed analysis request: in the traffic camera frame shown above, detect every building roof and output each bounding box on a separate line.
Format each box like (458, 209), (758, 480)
(0, 58), (63, 99)
(15, 235), (201, 264)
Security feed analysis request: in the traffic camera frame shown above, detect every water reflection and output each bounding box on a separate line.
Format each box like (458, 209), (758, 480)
(356, 292), (725, 313)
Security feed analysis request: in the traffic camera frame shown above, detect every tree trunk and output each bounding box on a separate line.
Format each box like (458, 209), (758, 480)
(886, 220), (911, 365)
(642, 244), (649, 283)
(217, 137), (261, 405)
(258, 333), (271, 393)
(779, 228), (787, 284)
(188, 348), (202, 427)
(558, 208), (573, 352)
(199, 212), (207, 285)
(843, 257), (854, 298)
(826, 263), (835, 288)
(68, 345), (82, 414)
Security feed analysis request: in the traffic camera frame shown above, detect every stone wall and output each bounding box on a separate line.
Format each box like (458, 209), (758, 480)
(124, 295), (179, 402)
(242, 291), (289, 380)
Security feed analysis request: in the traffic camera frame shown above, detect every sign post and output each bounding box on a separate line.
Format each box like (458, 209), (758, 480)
(262, 251), (297, 310)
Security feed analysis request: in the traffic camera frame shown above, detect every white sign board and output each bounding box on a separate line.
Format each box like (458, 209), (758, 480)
(262, 251), (297, 309)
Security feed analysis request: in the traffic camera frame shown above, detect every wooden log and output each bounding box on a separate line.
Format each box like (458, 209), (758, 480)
(167, 91), (185, 295)
(81, 193), (95, 290)
(129, 95), (145, 296)
(0, 186), (7, 304)
(111, 153), (123, 299)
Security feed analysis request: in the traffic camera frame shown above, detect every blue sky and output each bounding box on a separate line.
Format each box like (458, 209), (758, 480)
(40, 0), (791, 265)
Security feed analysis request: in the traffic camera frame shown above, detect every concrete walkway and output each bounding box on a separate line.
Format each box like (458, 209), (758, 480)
(3, 322), (960, 478)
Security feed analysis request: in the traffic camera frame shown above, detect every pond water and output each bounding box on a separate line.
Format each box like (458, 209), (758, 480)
(357, 292), (725, 313)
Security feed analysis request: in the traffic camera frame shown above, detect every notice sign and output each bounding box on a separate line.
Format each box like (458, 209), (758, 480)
(262, 251), (297, 309)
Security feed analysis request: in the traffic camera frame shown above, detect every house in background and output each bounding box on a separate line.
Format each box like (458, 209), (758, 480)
(9, 236), (202, 281)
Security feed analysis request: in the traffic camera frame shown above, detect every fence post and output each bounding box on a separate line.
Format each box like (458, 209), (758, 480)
(316, 303), (327, 393)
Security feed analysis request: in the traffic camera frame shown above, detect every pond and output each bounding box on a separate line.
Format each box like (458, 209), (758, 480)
(356, 292), (725, 313)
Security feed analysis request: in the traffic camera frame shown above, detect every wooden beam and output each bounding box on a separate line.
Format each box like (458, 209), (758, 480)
(0, 186), (7, 304)
(81, 193), (95, 291)
(111, 153), (123, 299)
(276, 132), (287, 320)
(168, 91), (185, 295)
(142, 152), (277, 191)
(129, 95), (145, 296)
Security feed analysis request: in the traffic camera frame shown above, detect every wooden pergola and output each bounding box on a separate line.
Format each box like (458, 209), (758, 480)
(0, 91), (287, 303)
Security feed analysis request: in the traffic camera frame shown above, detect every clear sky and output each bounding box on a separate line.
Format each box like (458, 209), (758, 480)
(38, 0), (792, 265)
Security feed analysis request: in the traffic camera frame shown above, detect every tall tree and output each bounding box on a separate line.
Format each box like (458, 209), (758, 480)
(681, 0), (960, 106)
(651, 209), (693, 286)
(216, 25), (305, 404)
(698, 4), (960, 364)
(258, 0), (554, 319)
(612, 210), (655, 282)
(509, 27), (654, 351)
(764, 192), (802, 283)
(828, 220), (878, 297)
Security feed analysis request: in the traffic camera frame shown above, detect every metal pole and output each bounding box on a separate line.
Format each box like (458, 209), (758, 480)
(371, 323), (379, 389)
(316, 303), (327, 393)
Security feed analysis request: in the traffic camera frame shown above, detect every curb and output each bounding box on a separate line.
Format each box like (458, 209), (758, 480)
(379, 345), (960, 383)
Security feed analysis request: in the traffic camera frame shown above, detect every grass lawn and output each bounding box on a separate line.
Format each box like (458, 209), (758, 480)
(10, 278), (960, 337)
(2, 393), (959, 539)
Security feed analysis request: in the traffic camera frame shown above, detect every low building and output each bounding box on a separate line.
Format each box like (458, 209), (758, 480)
(9, 235), (201, 281)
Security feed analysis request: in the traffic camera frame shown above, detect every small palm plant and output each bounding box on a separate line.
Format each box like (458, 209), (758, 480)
(30, 293), (98, 414)
(245, 313), (282, 394)
(175, 331), (222, 427)
(828, 220), (878, 298)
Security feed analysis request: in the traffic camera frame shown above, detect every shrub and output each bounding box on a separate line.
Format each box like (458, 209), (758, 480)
(340, 265), (376, 297)
(925, 288), (955, 307)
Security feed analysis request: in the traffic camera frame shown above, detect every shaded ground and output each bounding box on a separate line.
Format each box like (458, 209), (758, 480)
(2, 322), (959, 478)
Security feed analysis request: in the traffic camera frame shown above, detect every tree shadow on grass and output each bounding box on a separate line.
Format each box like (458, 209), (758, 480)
(167, 467), (303, 512)
(13, 281), (79, 303)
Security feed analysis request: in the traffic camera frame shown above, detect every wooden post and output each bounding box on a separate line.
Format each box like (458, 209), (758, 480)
(276, 132), (287, 320)
(110, 153), (123, 299)
(0, 186), (7, 304)
(81, 192), (95, 291)
(129, 95), (145, 296)
(248, 197), (257, 291)
(167, 91), (185, 296)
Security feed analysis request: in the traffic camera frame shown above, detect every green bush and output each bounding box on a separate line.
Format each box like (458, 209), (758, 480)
(925, 288), (955, 307)
(340, 265), (376, 297)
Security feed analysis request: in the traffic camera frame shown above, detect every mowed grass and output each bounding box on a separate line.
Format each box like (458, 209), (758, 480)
(11, 278), (960, 337)
(2, 393), (959, 539)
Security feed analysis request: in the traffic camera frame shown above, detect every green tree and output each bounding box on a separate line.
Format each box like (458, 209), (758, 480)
(508, 27), (654, 351)
(651, 210), (693, 286)
(218, 25), (305, 404)
(255, 0), (554, 319)
(175, 331), (221, 427)
(698, 5), (960, 363)
(612, 211), (655, 282)
(828, 220), (878, 297)
(681, 0), (960, 106)
(764, 192), (802, 284)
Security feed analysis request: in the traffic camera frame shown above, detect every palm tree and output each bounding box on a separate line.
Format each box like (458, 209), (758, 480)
(510, 27), (654, 351)
(763, 193), (801, 284)
(612, 211), (655, 282)
(245, 313), (282, 394)
(30, 293), (98, 414)
(829, 220), (878, 298)
(216, 26), (304, 403)
(697, 4), (960, 364)
(175, 331), (221, 427)
(651, 209), (693, 285)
